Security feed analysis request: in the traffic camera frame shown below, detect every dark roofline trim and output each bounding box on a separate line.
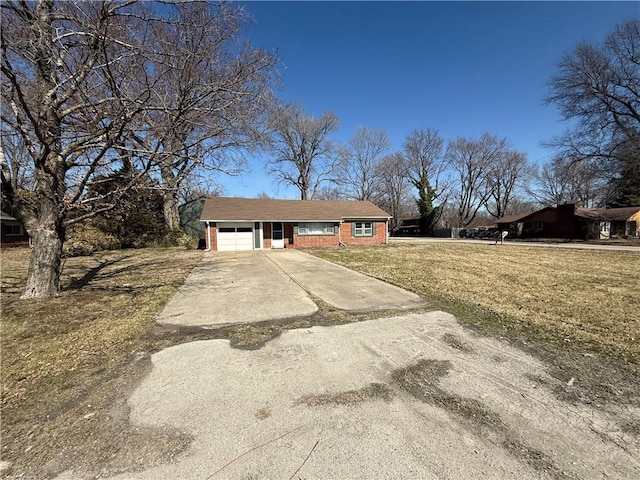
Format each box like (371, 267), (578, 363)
(201, 216), (390, 223)
(497, 206), (555, 224)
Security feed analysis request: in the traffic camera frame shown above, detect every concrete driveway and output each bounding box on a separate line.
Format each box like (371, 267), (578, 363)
(98, 312), (639, 480)
(57, 250), (639, 480)
(154, 250), (424, 327)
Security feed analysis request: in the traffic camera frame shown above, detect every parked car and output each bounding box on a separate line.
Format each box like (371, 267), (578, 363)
(458, 228), (468, 238)
(479, 227), (499, 239)
(465, 228), (479, 238)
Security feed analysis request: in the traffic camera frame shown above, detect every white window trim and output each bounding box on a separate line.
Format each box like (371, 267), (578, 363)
(354, 221), (373, 237)
(297, 222), (336, 235)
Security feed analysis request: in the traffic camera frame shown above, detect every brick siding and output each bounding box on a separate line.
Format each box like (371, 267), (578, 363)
(208, 220), (387, 251)
(340, 221), (387, 246)
(262, 222), (272, 249)
(206, 222), (217, 250)
(291, 233), (339, 248)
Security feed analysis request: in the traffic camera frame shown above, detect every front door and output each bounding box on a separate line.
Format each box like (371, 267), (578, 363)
(272, 222), (284, 248)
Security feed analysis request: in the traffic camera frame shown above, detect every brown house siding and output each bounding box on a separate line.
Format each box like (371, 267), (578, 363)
(1, 231), (30, 247)
(499, 204), (640, 240)
(629, 211), (640, 238)
(518, 207), (580, 238)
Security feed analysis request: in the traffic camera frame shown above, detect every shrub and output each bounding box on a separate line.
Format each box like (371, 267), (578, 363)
(152, 230), (198, 249)
(64, 225), (120, 257)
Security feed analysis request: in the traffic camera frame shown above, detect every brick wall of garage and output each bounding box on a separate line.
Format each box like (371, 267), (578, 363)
(206, 222), (217, 250)
(340, 221), (387, 246)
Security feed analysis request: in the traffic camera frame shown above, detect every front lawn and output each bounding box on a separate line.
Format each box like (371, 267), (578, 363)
(310, 243), (640, 402)
(1, 247), (202, 478)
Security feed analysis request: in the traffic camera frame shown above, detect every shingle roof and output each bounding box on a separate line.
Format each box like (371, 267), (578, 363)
(496, 205), (640, 225)
(576, 206), (640, 221)
(200, 197), (391, 222)
(0, 211), (18, 221)
(496, 211), (537, 224)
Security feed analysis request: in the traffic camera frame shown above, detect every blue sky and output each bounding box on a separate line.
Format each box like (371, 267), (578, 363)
(223, 1), (639, 199)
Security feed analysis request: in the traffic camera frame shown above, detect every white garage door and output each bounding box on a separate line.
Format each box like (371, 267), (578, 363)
(217, 223), (254, 251)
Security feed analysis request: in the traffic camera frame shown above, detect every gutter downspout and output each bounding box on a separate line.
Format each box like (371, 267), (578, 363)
(205, 221), (211, 251)
(338, 220), (347, 247)
(386, 218), (390, 244)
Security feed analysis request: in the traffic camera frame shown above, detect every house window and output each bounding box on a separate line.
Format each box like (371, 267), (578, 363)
(5, 225), (23, 236)
(354, 222), (373, 236)
(532, 221), (544, 231)
(297, 222), (335, 235)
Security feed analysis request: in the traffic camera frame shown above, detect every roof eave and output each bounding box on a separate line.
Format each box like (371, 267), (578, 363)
(201, 217), (390, 223)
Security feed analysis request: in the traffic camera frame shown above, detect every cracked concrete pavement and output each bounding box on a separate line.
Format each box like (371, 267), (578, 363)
(77, 313), (639, 480)
(153, 250), (424, 327)
(56, 250), (640, 479)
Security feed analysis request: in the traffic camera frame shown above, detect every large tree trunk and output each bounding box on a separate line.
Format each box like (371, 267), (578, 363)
(162, 191), (181, 231)
(21, 215), (65, 299)
(160, 165), (181, 231)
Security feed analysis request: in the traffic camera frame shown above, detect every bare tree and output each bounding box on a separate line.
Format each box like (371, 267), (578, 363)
(485, 150), (531, 219)
(1, 1), (153, 298)
(178, 174), (225, 205)
(545, 19), (640, 204)
(335, 127), (390, 200)
(374, 153), (411, 231)
(0, 130), (34, 192)
(0, 1), (276, 298)
(403, 128), (448, 235)
(314, 185), (346, 200)
(266, 103), (339, 200)
(527, 157), (610, 207)
(445, 134), (508, 227)
(135, 2), (277, 230)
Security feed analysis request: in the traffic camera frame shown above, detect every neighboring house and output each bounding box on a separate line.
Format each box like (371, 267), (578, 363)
(394, 217), (420, 236)
(576, 206), (640, 239)
(496, 203), (640, 240)
(393, 217), (451, 238)
(1, 211), (30, 247)
(179, 197), (206, 244)
(200, 197), (391, 251)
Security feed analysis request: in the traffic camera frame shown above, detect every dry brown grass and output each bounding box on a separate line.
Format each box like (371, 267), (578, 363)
(311, 243), (640, 367)
(1, 247), (202, 477)
(2, 242), (638, 476)
(296, 383), (394, 406)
